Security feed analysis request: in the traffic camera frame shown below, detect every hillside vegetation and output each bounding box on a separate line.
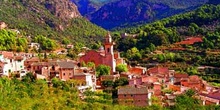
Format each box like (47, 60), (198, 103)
(0, 0), (106, 46)
(113, 4), (220, 84)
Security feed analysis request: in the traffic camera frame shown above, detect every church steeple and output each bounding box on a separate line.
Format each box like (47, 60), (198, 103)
(103, 32), (116, 73)
(105, 31), (112, 44)
(104, 32), (114, 55)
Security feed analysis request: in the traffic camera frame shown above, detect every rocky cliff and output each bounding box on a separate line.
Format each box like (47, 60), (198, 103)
(44, 0), (81, 20)
(20, 0), (81, 23)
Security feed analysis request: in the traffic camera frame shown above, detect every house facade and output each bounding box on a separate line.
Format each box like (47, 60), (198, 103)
(118, 86), (152, 106)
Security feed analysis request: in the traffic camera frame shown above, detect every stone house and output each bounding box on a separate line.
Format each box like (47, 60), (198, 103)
(24, 57), (40, 71)
(118, 86), (152, 106)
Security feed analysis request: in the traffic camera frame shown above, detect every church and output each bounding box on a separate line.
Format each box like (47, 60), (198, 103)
(80, 32), (125, 74)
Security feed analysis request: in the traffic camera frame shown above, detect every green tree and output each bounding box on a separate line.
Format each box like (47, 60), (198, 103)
(149, 43), (156, 52)
(34, 35), (57, 51)
(126, 47), (142, 61)
(174, 89), (200, 110)
(101, 80), (114, 88)
(116, 64), (128, 73)
(62, 38), (70, 45)
(87, 62), (95, 68)
(113, 78), (128, 88)
(21, 72), (36, 83)
(96, 65), (111, 77)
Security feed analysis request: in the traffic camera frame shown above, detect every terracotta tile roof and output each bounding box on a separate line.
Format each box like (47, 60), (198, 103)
(189, 75), (200, 82)
(129, 66), (146, 75)
(142, 76), (159, 83)
(118, 86), (149, 95)
(26, 57), (40, 62)
(148, 67), (169, 75)
(15, 56), (23, 60)
(57, 61), (75, 69)
(207, 90), (220, 100)
(201, 90), (220, 100)
(174, 73), (189, 78)
(31, 62), (48, 66)
(0, 51), (14, 59)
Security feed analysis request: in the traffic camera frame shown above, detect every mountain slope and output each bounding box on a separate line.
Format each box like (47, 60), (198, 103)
(73, 0), (208, 29)
(115, 4), (220, 50)
(0, 0), (106, 45)
(71, 0), (118, 16)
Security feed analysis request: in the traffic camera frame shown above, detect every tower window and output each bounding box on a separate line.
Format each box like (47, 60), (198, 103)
(107, 48), (110, 52)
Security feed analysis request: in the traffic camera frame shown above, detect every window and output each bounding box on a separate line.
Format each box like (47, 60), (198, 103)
(124, 94), (126, 97)
(63, 73), (65, 76)
(0, 67), (3, 73)
(69, 73), (71, 75)
(131, 94), (133, 97)
(52, 66), (55, 70)
(107, 48), (110, 52)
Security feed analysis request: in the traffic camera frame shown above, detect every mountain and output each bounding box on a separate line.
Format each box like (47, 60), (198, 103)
(71, 0), (118, 16)
(208, 0), (220, 5)
(72, 0), (208, 29)
(0, 0), (106, 45)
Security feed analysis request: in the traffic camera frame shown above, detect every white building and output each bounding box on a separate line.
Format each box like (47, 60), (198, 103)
(0, 51), (25, 76)
(74, 72), (96, 92)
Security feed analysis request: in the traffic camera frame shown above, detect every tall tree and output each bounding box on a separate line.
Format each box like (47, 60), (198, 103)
(96, 65), (111, 77)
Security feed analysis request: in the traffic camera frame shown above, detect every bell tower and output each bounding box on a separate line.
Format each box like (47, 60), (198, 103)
(104, 32), (115, 73)
(104, 32), (114, 55)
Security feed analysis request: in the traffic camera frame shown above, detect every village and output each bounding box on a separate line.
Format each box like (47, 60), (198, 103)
(0, 30), (219, 107)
